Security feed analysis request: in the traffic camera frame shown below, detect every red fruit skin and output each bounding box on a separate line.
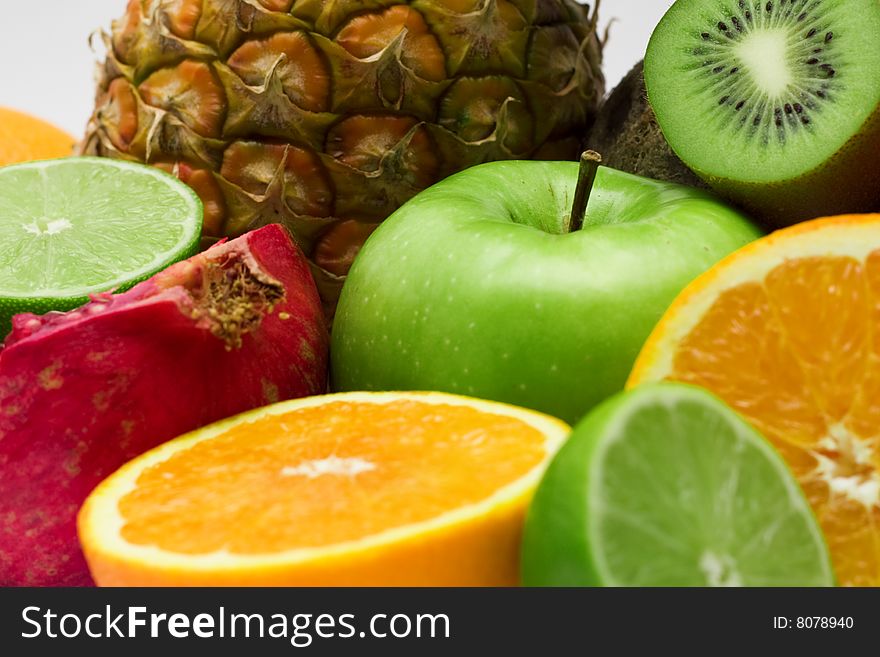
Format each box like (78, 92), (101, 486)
(0, 224), (328, 586)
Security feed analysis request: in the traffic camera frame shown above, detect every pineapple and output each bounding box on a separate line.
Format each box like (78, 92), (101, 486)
(82, 0), (605, 314)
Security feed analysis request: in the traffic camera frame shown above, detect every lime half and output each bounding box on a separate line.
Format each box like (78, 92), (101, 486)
(522, 383), (834, 587)
(0, 157), (202, 336)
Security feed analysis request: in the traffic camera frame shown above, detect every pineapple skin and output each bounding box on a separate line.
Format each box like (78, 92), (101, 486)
(82, 0), (605, 314)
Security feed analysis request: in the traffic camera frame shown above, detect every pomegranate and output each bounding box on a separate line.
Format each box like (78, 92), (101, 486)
(0, 224), (328, 586)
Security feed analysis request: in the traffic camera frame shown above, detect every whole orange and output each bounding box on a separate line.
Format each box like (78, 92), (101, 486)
(0, 107), (75, 166)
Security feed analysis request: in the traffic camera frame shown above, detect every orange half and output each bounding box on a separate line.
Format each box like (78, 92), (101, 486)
(629, 214), (880, 586)
(78, 392), (570, 586)
(0, 107), (74, 166)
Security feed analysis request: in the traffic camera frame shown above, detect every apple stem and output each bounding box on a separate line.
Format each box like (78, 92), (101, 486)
(569, 150), (602, 232)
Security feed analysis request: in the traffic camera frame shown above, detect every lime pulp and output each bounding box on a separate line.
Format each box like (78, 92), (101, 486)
(0, 157), (202, 335)
(522, 382), (835, 587)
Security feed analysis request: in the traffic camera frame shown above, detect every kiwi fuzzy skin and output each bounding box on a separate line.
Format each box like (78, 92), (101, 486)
(585, 61), (708, 190)
(688, 106), (880, 228)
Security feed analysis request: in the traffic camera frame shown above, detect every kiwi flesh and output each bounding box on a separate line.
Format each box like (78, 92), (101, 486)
(586, 61), (709, 189)
(645, 0), (880, 226)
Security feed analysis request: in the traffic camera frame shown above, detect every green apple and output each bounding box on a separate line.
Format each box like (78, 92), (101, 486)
(331, 156), (762, 424)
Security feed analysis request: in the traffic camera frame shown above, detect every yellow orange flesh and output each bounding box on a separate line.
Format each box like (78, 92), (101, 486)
(0, 107), (74, 166)
(629, 215), (880, 586)
(79, 393), (569, 586)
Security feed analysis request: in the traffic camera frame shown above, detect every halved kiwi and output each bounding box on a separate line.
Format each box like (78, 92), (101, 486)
(645, 0), (880, 226)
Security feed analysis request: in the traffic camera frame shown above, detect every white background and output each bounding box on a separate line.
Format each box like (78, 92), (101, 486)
(0, 0), (675, 136)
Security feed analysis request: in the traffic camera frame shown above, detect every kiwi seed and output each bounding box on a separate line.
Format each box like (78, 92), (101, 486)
(645, 0), (880, 225)
(686, 0), (843, 145)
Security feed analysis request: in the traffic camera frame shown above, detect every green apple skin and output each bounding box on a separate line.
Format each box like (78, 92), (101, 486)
(331, 160), (762, 424)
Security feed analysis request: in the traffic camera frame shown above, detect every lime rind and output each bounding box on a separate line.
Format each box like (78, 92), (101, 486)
(0, 157), (203, 335)
(523, 382), (835, 587)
